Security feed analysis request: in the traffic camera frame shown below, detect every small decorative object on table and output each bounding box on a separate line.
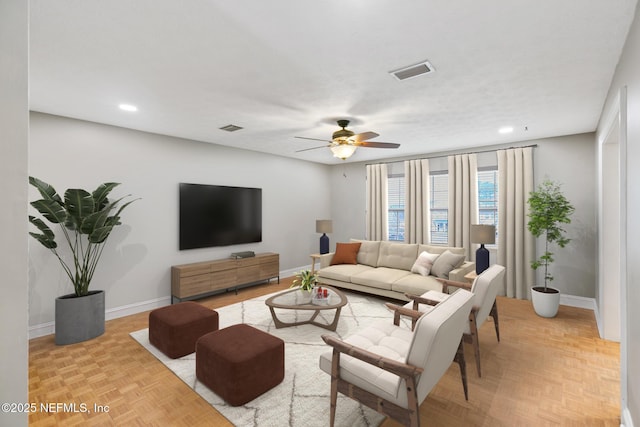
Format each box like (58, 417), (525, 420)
(312, 286), (330, 306)
(291, 269), (319, 303)
(291, 269), (318, 292)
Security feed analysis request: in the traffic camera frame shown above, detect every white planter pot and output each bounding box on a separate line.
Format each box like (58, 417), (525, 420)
(531, 286), (560, 318)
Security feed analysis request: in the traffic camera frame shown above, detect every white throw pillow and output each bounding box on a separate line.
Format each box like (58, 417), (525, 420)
(411, 251), (440, 276)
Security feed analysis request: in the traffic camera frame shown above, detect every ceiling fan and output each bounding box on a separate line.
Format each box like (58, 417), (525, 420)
(295, 119), (400, 160)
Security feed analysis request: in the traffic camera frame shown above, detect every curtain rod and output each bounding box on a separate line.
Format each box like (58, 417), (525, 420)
(365, 143), (538, 166)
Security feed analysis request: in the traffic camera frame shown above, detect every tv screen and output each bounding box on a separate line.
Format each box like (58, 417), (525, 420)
(179, 183), (262, 250)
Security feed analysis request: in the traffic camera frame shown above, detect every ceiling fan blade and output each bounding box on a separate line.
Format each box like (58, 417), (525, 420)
(350, 131), (379, 142)
(356, 141), (401, 149)
(295, 136), (333, 143)
(295, 145), (330, 153)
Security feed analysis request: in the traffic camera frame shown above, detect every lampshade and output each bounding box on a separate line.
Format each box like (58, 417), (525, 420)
(330, 144), (356, 160)
(316, 220), (333, 234)
(470, 224), (496, 245)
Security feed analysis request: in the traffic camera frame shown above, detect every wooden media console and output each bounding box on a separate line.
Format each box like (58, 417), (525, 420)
(171, 252), (279, 303)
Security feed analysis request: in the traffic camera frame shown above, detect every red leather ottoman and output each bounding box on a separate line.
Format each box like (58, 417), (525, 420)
(196, 324), (285, 406)
(149, 302), (219, 359)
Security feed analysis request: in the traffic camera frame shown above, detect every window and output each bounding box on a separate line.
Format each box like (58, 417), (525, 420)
(388, 174), (405, 241)
(429, 173), (449, 244)
(385, 164), (499, 246)
(477, 168), (499, 243)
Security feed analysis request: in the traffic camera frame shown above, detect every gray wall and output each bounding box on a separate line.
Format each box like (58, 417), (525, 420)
(0, 0), (29, 425)
(598, 2), (640, 424)
(328, 133), (597, 298)
(28, 113), (332, 326)
(533, 134), (597, 298)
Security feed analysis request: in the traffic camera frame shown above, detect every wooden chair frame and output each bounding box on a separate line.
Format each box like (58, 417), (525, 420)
(321, 305), (467, 427)
(406, 278), (500, 377)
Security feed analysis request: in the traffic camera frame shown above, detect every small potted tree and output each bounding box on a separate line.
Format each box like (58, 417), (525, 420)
(527, 179), (575, 317)
(28, 177), (138, 344)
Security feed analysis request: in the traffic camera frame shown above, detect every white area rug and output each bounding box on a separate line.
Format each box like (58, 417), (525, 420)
(130, 290), (400, 427)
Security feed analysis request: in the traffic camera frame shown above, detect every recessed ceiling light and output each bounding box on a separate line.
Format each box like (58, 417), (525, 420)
(498, 126), (514, 134)
(119, 104), (138, 112)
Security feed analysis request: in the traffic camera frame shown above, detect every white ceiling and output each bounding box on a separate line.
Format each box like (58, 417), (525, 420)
(29, 0), (637, 165)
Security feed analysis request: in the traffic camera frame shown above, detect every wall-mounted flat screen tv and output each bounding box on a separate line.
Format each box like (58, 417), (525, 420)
(179, 183), (262, 250)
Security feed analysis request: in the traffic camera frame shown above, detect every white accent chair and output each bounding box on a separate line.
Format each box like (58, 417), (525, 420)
(319, 289), (474, 427)
(405, 264), (506, 377)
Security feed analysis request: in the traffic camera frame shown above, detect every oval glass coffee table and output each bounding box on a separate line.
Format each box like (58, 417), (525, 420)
(265, 285), (348, 331)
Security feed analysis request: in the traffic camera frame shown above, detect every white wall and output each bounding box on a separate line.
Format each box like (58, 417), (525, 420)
(28, 113), (331, 327)
(329, 133), (597, 298)
(533, 133), (597, 298)
(597, 2), (640, 425)
(0, 0), (29, 425)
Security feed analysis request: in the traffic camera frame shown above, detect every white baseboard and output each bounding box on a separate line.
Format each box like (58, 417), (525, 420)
(28, 269), (299, 340)
(105, 296), (171, 321)
(28, 296), (172, 340)
(622, 407), (635, 427)
(280, 266), (302, 279)
(560, 294), (596, 311)
(28, 321), (55, 340)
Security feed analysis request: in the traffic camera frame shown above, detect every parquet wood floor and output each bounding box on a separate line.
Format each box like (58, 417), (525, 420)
(29, 278), (620, 426)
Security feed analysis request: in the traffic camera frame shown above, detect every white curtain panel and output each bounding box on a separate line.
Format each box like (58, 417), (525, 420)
(366, 163), (388, 241)
(497, 147), (535, 299)
(447, 154), (478, 259)
(404, 159), (431, 244)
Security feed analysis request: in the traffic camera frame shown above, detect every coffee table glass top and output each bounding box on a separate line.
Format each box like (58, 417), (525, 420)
(267, 286), (347, 309)
(265, 285), (347, 331)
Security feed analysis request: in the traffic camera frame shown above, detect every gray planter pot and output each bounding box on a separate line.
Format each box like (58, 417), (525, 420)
(531, 286), (560, 318)
(55, 290), (105, 345)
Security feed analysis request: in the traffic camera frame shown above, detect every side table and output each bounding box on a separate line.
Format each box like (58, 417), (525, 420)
(310, 253), (321, 274)
(464, 270), (477, 284)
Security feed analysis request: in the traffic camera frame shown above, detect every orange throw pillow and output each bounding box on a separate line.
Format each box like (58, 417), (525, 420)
(330, 242), (362, 265)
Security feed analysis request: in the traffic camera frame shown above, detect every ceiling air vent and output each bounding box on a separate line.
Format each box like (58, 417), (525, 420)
(219, 124), (243, 132)
(390, 60), (435, 81)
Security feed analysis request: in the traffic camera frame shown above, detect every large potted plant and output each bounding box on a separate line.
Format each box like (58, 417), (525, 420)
(527, 179), (575, 318)
(28, 177), (137, 345)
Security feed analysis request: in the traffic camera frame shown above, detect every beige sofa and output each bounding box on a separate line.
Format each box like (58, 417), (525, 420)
(317, 239), (475, 301)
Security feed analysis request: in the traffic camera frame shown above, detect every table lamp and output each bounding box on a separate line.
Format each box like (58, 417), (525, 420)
(470, 224), (495, 274)
(316, 220), (333, 254)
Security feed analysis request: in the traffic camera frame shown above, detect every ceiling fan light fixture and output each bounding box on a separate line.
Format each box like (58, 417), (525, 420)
(330, 144), (357, 160)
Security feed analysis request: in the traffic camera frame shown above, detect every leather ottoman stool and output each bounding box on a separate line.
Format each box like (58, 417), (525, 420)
(149, 302), (219, 359)
(196, 324), (285, 406)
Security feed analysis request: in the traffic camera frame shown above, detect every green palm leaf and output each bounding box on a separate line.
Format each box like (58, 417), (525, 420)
(93, 182), (120, 210)
(28, 177), (138, 297)
(29, 176), (62, 204)
(30, 199), (67, 224)
(65, 189), (95, 231)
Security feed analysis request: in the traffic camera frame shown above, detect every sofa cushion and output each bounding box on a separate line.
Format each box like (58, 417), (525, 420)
(330, 242), (362, 265)
(410, 251), (440, 276)
(430, 250), (466, 279)
(351, 267), (411, 291)
(377, 242), (419, 271)
(350, 239), (381, 267)
(318, 264), (375, 283)
(392, 273), (443, 296)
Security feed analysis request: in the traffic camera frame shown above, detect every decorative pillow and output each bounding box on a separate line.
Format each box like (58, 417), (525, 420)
(411, 251), (440, 276)
(350, 239), (381, 267)
(430, 250), (466, 278)
(330, 242), (362, 265)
